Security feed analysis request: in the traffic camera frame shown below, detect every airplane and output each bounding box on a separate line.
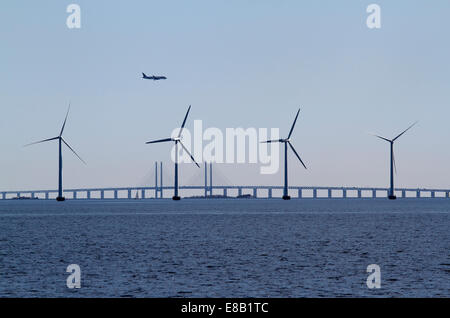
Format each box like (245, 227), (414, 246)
(142, 73), (167, 81)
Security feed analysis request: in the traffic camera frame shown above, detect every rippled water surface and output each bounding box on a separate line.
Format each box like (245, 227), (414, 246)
(0, 199), (449, 297)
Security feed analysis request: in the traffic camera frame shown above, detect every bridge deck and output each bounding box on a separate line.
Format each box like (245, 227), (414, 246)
(1, 185), (449, 200)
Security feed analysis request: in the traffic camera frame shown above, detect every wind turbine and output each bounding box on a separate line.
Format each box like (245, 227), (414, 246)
(372, 121), (418, 200)
(261, 108), (307, 200)
(25, 105), (86, 201)
(146, 105), (200, 200)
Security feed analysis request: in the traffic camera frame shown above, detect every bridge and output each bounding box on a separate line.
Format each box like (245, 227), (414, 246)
(1, 185), (450, 200)
(1, 162), (449, 200)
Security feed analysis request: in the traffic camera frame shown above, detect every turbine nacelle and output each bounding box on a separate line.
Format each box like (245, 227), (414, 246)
(372, 121), (418, 144)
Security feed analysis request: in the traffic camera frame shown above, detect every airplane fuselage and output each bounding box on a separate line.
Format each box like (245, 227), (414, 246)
(142, 73), (167, 81)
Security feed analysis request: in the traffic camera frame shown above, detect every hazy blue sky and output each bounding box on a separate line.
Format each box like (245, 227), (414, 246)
(1, 0), (449, 191)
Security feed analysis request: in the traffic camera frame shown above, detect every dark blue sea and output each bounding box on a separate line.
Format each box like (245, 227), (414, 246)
(0, 199), (449, 297)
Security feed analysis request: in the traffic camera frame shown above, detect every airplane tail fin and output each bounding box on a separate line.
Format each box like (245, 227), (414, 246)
(142, 73), (146, 78)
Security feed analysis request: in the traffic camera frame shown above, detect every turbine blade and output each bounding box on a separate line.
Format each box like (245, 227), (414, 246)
(372, 134), (392, 143)
(393, 150), (397, 175)
(179, 141), (200, 168)
(288, 141), (307, 169)
(287, 108), (301, 139)
(145, 138), (173, 144)
(24, 136), (59, 147)
(62, 138), (86, 165)
(393, 121), (418, 141)
(260, 139), (282, 143)
(178, 105), (191, 138)
(60, 104), (71, 136)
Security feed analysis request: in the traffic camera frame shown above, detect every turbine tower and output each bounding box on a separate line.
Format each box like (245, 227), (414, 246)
(146, 105), (200, 200)
(373, 121), (418, 200)
(25, 105), (86, 201)
(261, 108), (307, 200)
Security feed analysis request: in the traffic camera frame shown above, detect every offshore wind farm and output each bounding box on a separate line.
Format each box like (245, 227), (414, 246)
(1, 106), (449, 201)
(2, 104), (447, 201)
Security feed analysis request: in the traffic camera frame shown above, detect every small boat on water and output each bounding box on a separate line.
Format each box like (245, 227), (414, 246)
(12, 196), (39, 200)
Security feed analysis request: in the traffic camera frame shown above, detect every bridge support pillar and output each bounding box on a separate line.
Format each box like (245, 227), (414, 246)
(17, 192), (20, 198)
(87, 191), (91, 200)
(401, 190), (406, 198)
(297, 188), (302, 198)
(357, 190), (362, 198)
(372, 190), (376, 198)
(73, 191), (77, 200)
(313, 189), (317, 199)
(223, 188), (227, 197)
(114, 190), (118, 200)
(141, 189), (145, 199)
(31, 192), (35, 199)
(268, 188), (272, 199)
(431, 191), (435, 198)
(328, 189), (332, 198)
(1, 193), (5, 200)
(238, 188), (242, 197)
(128, 189), (131, 199)
(446, 192), (449, 198)
(45, 192), (49, 200)
(416, 190), (420, 198)
(100, 190), (104, 200)
(253, 188), (257, 198)
(343, 189), (347, 198)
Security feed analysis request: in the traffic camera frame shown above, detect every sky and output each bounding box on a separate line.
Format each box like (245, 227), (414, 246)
(1, 0), (449, 192)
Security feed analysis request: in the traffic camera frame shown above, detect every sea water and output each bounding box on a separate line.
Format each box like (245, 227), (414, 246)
(0, 199), (448, 297)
